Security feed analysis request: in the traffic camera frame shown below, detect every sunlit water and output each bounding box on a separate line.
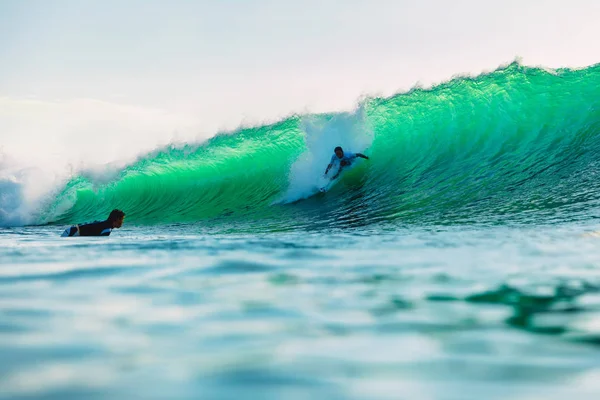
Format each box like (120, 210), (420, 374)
(2, 223), (600, 399)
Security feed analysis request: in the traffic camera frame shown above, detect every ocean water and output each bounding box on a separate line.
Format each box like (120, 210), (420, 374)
(2, 62), (600, 399)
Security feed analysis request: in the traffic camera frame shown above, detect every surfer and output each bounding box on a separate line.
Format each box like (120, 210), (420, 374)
(61, 209), (126, 237)
(324, 146), (369, 180)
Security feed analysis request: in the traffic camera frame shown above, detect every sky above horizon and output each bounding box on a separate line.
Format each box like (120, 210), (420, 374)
(1, 0), (599, 165)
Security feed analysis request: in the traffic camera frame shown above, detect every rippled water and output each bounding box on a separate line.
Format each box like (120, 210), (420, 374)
(2, 223), (600, 399)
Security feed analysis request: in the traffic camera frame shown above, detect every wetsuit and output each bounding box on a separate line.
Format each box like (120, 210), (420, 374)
(329, 151), (357, 168)
(61, 220), (113, 237)
(329, 151), (358, 179)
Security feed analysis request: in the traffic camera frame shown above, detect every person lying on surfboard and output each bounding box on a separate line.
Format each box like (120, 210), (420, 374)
(324, 146), (369, 180)
(61, 209), (125, 237)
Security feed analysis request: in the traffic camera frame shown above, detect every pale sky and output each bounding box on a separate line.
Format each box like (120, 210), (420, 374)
(1, 0), (599, 165)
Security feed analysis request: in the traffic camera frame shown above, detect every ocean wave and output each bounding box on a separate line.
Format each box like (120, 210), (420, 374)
(5, 62), (600, 229)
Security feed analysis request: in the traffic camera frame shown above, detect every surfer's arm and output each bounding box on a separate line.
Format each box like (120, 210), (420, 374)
(356, 153), (369, 160)
(324, 163), (333, 175)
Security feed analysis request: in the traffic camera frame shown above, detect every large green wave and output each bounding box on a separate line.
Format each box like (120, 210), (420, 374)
(42, 62), (600, 229)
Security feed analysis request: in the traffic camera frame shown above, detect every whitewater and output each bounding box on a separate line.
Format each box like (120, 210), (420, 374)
(2, 62), (600, 399)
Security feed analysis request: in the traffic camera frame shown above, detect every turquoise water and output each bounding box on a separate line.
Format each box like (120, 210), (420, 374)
(2, 224), (600, 399)
(2, 62), (600, 398)
(35, 62), (600, 228)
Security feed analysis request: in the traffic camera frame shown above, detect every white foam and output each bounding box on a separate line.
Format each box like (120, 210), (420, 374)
(0, 153), (55, 226)
(277, 106), (373, 204)
(0, 97), (203, 226)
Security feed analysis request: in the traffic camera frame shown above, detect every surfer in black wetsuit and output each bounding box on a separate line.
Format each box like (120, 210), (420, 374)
(61, 209), (125, 237)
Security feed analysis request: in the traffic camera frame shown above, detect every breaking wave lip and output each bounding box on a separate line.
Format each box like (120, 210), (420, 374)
(4, 61), (600, 230)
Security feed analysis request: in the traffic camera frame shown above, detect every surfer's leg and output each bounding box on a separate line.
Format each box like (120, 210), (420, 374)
(332, 166), (343, 180)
